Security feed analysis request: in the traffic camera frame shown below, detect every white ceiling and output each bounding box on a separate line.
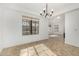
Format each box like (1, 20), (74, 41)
(1, 3), (79, 16)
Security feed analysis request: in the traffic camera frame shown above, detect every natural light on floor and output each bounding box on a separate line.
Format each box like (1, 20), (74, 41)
(20, 44), (57, 56)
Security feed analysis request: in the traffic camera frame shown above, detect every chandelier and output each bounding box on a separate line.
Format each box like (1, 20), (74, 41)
(40, 3), (54, 18)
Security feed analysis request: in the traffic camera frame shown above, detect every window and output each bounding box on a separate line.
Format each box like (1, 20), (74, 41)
(22, 16), (39, 35)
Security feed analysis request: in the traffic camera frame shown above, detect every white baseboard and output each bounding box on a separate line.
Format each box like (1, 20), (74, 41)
(65, 41), (79, 47)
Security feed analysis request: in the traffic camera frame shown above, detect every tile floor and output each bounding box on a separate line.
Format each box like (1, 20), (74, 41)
(0, 35), (79, 56)
(20, 44), (56, 56)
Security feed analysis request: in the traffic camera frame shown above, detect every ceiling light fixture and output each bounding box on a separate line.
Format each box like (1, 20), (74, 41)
(40, 3), (54, 18)
(57, 16), (60, 19)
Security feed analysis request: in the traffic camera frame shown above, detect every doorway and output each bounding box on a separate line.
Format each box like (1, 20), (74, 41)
(48, 14), (65, 41)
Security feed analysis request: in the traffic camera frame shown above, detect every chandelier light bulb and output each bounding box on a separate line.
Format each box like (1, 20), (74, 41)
(43, 8), (46, 11)
(51, 9), (54, 13)
(43, 8), (46, 13)
(40, 11), (42, 14)
(40, 11), (42, 15)
(50, 13), (52, 16)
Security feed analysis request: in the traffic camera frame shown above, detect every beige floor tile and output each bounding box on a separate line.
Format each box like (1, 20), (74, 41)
(44, 49), (57, 56)
(35, 44), (56, 56)
(20, 47), (37, 56)
(20, 48), (28, 56)
(27, 47), (37, 56)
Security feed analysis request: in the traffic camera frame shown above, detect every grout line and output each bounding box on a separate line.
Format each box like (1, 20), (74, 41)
(33, 46), (39, 56)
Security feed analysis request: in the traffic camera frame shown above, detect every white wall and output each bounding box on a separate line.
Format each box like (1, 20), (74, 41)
(0, 8), (3, 49)
(65, 8), (79, 47)
(0, 6), (48, 49)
